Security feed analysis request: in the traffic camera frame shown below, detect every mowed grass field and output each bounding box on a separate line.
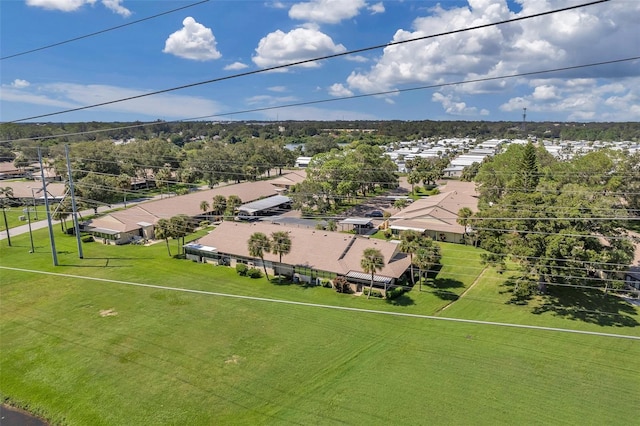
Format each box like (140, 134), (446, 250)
(1, 229), (639, 425)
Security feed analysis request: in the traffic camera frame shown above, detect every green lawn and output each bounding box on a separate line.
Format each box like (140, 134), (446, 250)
(1, 229), (639, 425)
(0, 205), (44, 231)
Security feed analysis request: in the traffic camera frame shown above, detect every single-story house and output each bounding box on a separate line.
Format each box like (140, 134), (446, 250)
(269, 170), (306, 191)
(82, 174), (299, 244)
(185, 221), (411, 292)
(0, 162), (29, 180)
(0, 181), (66, 203)
(390, 180), (479, 244)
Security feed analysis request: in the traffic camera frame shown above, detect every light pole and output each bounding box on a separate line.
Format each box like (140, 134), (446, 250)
(23, 208), (35, 253)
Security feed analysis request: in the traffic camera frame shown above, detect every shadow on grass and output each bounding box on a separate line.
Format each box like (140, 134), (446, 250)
(499, 277), (532, 305)
(268, 276), (319, 290)
(419, 274), (464, 301)
(60, 256), (153, 268)
(531, 287), (639, 328)
(385, 294), (415, 306)
(432, 277), (464, 290)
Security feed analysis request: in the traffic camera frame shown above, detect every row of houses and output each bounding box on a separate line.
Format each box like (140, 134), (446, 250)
(185, 221), (411, 290)
(82, 172), (306, 245)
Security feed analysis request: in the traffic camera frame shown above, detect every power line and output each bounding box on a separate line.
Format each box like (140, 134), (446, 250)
(3, 55), (637, 142)
(5, 0), (612, 123)
(0, 0), (211, 61)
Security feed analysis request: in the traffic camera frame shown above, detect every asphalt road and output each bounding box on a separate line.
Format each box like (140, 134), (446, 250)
(0, 405), (48, 426)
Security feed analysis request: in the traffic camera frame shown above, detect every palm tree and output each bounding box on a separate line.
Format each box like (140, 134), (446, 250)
(271, 231), (292, 283)
(407, 171), (421, 195)
(226, 195), (242, 220)
(155, 219), (173, 256)
(170, 214), (193, 255)
(115, 174), (131, 207)
(212, 195), (227, 221)
(399, 230), (421, 286)
(200, 200), (210, 219)
(457, 207), (474, 245)
(413, 241), (441, 292)
(52, 197), (71, 233)
(393, 198), (408, 210)
(248, 232), (271, 280)
(361, 247), (385, 299)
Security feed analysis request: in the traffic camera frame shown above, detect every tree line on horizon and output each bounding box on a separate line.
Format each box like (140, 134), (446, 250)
(2, 120), (639, 150)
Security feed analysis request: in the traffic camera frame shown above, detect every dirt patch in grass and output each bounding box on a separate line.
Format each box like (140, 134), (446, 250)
(225, 355), (241, 364)
(99, 309), (118, 317)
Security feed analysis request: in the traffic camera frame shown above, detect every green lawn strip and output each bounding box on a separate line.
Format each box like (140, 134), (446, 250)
(1, 230), (487, 317)
(440, 264), (640, 337)
(2, 275), (638, 425)
(2, 229), (639, 424)
(0, 205), (47, 231)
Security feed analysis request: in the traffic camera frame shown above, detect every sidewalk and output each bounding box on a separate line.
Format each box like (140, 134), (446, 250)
(0, 195), (164, 241)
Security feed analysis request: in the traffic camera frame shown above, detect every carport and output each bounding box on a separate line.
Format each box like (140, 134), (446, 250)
(339, 217), (373, 234)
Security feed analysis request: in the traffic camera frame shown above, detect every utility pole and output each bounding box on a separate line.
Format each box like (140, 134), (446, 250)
(1, 205), (10, 247)
(23, 207), (35, 253)
(65, 145), (83, 259)
(522, 107), (527, 133)
(30, 187), (38, 219)
(39, 148), (58, 266)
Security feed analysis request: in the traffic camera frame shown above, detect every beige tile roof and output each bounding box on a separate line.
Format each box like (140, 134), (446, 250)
(269, 170), (307, 187)
(88, 206), (158, 233)
(0, 181), (66, 199)
(85, 175), (298, 232)
(390, 180), (479, 234)
(196, 221), (411, 279)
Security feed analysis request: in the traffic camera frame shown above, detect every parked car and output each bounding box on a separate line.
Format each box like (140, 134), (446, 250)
(365, 210), (384, 218)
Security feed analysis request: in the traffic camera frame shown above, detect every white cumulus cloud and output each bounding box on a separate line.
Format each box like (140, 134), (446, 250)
(368, 2), (384, 15)
(26, 0), (131, 16)
(224, 62), (249, 71)
(500, 77), (640, 121)
(252, 27), (346, 69)
(11, 79), (31, 89)
(163, 17), (221, 61)
(335, 0), (639, 120)
(432, 92), (489, 116)
(289, 0), (367, 24)
(0, 81), (221, 119)
(328, 83), (353, 97)
(101, 0), (131, 17)
(26, 0), (93, 12)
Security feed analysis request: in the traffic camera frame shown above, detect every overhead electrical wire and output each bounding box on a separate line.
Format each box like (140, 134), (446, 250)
(1, 0), (640, 312)
(3, 55), (638, 143)
(0, 0), (211, 61)
(4, 0), (613, 123)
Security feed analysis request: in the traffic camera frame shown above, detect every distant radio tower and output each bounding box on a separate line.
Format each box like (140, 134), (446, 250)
(522, 107), (527, 133)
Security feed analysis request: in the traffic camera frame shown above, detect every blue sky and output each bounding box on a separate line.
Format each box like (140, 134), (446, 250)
(1, 0), (639, 123)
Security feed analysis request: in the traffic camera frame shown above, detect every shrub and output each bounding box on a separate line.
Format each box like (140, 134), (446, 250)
(247, 268), (263, 278)
(386, 286), (405, 300)
(199, 220), (210, 228)
(333, 276), (351, 293)
(383, 229), (393, 240)
(81, 236), (94, 243)
(235, 263), (248, 276)
(363, 288), (383, 298)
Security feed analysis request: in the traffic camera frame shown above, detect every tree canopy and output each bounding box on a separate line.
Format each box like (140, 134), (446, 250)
(472, 144), (635, 299)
